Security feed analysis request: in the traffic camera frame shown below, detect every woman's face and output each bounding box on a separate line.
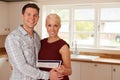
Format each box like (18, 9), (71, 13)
(46, 16), (61, 37)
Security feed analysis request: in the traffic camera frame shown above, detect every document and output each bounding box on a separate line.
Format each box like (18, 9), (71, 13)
(36, 60), (62, 68)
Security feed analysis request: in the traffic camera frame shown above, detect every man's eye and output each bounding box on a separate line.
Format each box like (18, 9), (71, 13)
(27, 13), (31, 16)
(33, 14), (39, 17)
(48, 24), (51, 27)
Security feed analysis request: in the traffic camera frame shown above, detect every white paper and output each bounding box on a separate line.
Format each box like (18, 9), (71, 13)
(36, 60), (62, 68)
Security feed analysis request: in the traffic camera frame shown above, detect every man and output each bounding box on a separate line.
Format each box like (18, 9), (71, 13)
(5, 3), (63, 80)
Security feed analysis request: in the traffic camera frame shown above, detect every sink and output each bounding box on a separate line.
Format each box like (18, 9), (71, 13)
(71, 54), (100, 61)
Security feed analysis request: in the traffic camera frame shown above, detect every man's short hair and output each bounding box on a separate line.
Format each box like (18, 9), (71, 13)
(22, 3), (39, 14)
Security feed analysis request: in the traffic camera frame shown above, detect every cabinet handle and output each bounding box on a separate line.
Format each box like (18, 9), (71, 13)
(94, 64), (97, 67)
(6, 59), (8, 62)
(113, 68), (116, 72)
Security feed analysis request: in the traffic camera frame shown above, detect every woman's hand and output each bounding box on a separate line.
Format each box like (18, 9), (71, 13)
(56, 65), (72, 76)
(55, 65), (66, 75)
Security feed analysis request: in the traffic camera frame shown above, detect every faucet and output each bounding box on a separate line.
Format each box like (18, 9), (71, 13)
(73, 40), (79, 55)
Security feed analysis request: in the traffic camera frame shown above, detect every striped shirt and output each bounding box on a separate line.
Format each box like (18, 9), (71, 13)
(5, 25), (49, 80)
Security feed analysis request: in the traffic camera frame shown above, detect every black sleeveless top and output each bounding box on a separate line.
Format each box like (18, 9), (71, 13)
(38, 38), (69, 80)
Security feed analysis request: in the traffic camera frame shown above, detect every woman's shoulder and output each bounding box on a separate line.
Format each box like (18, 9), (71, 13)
(60, 39), (67, 44)
(59, 39), (70, 48)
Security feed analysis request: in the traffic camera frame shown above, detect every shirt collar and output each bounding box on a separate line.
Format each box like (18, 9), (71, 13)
(18, 25), (36, 36)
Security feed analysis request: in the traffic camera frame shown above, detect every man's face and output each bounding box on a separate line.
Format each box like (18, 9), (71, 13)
(22, 7), (39, 29)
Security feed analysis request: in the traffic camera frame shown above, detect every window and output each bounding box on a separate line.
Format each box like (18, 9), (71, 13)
(100, 8), (120, 47)
(42, 4), (120, 49)
(74, 8), (95, 47)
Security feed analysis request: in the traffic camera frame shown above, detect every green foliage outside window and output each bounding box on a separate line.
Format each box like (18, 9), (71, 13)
(75, 21), (94, 39)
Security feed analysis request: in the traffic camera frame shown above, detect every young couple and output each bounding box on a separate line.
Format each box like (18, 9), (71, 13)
(5, 3), (71, 80)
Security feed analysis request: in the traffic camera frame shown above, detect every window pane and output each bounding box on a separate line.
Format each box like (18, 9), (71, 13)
(59, 21), (69, 43)
(60, 21), (69, 32)
(74, 33), (94, 45)
(101, 8), (120, 20)
(75, 9), (95, 20)
(74, 8), (95, 46)
(100, 8), (120, 48)
(100, 33), (120, 47)
(75, 21), (94, 32)
(49, 9), (69, 20)
(59, 32), (69, 43)
(100, 22), (120, 33)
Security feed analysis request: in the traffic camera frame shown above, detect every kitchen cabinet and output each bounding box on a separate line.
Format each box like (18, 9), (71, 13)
(0, 2), (9, 35)
(0, 2), (29, 35)
(0, 57), (11, 80)
(80, 62), (112, 80)
(112, 65), (120, 80)
(69, 61), (81, 80)
(70, 61), (112, 80)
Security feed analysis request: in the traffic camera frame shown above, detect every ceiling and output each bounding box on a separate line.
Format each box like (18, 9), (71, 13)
(0, 0), (34, 2)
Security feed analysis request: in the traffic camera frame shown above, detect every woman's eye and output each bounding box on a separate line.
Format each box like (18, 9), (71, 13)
(54, 25), (58, 27)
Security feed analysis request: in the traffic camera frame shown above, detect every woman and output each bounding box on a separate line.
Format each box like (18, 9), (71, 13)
(38, 13), (72, 80)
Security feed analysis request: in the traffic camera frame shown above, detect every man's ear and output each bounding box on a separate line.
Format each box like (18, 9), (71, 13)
(21, 14), (24, 19)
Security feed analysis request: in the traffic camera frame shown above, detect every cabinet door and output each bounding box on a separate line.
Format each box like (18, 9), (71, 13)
(0, 2), (9, 35)
(80, 62), (111, 80)
(69, 61), (80, 80)
(0, 57), (12, 80)
(112, 65), (120, 80)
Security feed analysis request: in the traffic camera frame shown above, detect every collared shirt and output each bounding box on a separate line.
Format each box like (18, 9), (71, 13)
(5, 25), (49, 80)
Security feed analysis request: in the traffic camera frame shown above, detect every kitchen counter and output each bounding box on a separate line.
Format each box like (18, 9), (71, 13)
(71, 52), (120, 65)
(71, 54), (120, 65)
(0, 48), (7, 58)
(0, 48), (6, 52)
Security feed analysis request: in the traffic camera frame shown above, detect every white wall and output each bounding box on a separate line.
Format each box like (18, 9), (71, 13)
(36, 0), (120, 5)
(8, 2), (29, 31)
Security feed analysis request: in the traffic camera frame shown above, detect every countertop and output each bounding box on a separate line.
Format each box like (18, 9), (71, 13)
(71, 54), (120, 65)
(0, 48), (7, 58)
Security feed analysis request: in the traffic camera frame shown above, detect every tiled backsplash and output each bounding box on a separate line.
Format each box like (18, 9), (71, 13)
(0, 35), (7, 48)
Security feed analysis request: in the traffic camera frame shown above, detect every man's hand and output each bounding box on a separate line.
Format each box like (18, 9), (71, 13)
(50, 68), (63, 80)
